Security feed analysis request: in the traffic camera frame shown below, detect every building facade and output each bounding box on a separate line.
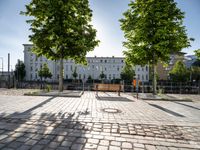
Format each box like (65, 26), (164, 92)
(156, 52), (186, 80)
(24, 44), (149, 82)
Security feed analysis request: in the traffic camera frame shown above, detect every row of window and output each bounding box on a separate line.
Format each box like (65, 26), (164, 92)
(137, 66), (148, 71)
(137, 74), (148, 80)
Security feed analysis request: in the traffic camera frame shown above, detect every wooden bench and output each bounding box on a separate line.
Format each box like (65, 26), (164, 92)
(94, 84), (121, 96)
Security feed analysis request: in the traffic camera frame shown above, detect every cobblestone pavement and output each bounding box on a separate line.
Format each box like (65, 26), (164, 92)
(0, 91), (200, 149)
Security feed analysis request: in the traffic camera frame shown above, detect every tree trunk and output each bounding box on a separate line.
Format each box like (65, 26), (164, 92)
(152, 64), (157, 95)
(59, 59), (63, 92)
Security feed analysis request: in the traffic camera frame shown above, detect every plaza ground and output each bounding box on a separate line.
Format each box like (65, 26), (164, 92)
(0, 89), (200, 149)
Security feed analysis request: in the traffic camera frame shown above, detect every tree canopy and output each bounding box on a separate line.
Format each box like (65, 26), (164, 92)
(38, 63), (52, 80)
(14, 60), (26, 81)
(21, 0), (99, 91)
(169, 61), (189, 82)
(120, 0), (192, 94)
(120, 63), (135, 84)
(72, 67), (78, 80)
(99, 71), (106, 80)
(195, 49), (200, 60)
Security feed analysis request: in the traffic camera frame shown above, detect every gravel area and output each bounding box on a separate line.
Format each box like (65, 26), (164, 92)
(0, 89), (40, 96)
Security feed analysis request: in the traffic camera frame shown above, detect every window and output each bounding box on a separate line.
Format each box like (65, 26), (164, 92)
(138, 68), (140, 71)
(138, 74), (140, 80)
(142, 67), (144, 71)
(35, 73), (37, 79)
(113, 74), (115, 79)
(105, 60), (107, 63)
(71, 65), (73, 71)
(105, 67), (107, 71)
(142, 75), (144, 81)
(117, 66), (120, 71)
(100, 60), (103, 63)
(79, 74), (81, 79)
(109, 74), (111, 80)
(92, 65), (94, 69)
(121, 60), (124, 63)
(30, 66), (33, 71)
(30, 74), (32, 80)
(146, 66), (148, 71)
(146, 75), (148, 80)
(66, 65), (68, 71)
(66, 75), (68, 79)
(57, 74), (59, 79)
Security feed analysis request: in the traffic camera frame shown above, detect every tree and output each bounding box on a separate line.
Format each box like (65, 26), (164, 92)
(195, 49), (200, 60)
(190, 60), (200, 82)
(21, 0), (99, 92)
(169, 61), (189, 82)
(38, 63), (52, 81)
(120, 63), (135, 84)
(120, 0), (193, 94)
(99, 71), (105, 82)
(72, 67), (78, 81)
(14, 60), (26, 81)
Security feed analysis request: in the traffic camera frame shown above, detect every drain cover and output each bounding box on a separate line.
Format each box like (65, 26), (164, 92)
(102, 108), (121, 113)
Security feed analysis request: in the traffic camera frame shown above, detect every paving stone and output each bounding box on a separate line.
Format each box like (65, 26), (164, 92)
(122, 142), (132, 149)
(97, 145), (108, 150)
(8, 141), (22, 149)
(71, 143), (83, 150)
(85, 143), (98, 149)
(61, 140), (72, 147)
(48, 142), (60, 148)
(145, 145), (157, 150)
(109, 146), (121, 150)
(31, 145), (44, 150)
(88, 138), (99, 144)
(16, 145), (31, 150)
(99, 140), (109, 146)
(25, 139), (38, 146)
(134, 143), (145, 148)
(111, 141), (121, 146)
(76, 138), (87, 144)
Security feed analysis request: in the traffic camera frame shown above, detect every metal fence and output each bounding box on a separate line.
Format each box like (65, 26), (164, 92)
(11, 80), (200, 94)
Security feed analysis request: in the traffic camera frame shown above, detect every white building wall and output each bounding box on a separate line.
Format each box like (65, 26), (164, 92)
(23, 44), (149, 82)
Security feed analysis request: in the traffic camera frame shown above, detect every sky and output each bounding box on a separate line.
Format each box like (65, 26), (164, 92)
(0, 0), (200, 71)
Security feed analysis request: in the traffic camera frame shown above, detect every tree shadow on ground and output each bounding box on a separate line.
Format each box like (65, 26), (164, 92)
(0, 96), (91, 149)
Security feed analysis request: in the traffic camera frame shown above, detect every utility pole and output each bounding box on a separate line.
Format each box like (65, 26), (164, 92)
(8, 53), (10, 89)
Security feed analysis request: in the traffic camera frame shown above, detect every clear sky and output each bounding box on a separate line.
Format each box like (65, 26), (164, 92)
(0, 0), (199, 71)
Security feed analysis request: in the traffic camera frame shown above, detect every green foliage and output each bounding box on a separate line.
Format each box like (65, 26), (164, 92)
(120, 63), (135, 83)
(14, 60), (26, 81)
(87, 75), (92, 80)
(190, 66), (200, 82)
(120, 0), (192, 94)
(169, 61), (189, 82)
(120, 0), (192, 66)
(38, 63), (52, 80)
(99, 71), (106, 80)
(195, 49), (200, 60)
(188, 59), (200, 82)
(72, 67), (78, 80)
(21, 0), (99, 91)
(45, 84), (52, 92)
